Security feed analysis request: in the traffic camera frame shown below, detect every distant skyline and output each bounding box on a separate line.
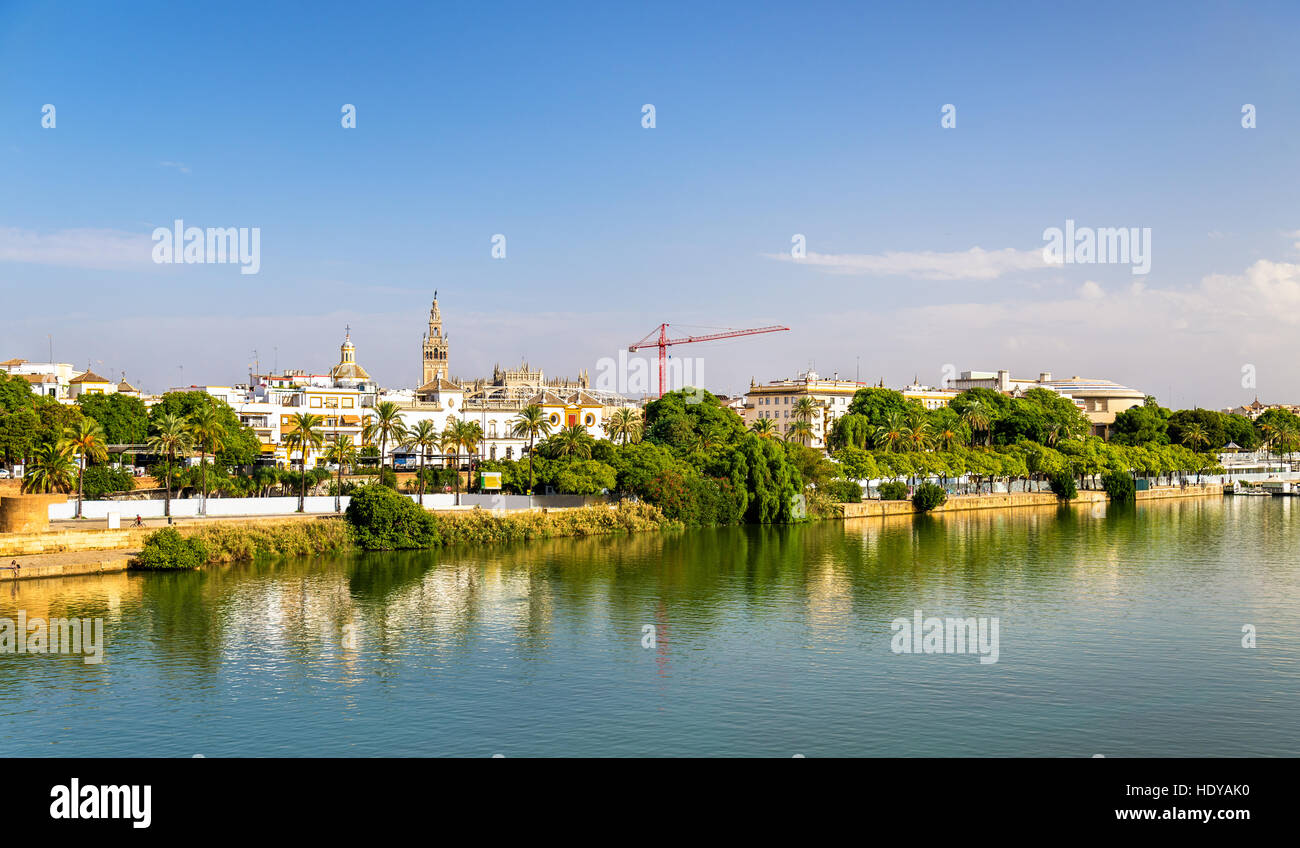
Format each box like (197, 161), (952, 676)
(3, 0), (1299, 409)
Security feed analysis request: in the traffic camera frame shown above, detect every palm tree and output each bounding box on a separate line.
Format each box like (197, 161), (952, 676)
(188, 404), (227, 516)
(1181, 422), (1210, 452)
(60, 418), (109, 518)
(510, 404), (552, 495)
(906, 419), (932, 452)
(323, 434), (358, 513)
(550, 423), (594, 459)
(1272, 419), (1300, 461)
(960, 403), (992, 447)
(751, 417), (778, 439)
(457, 420), (484, 492)
(283, 412), (325, 512)
(604, 407), (643, 445)
(21, 443), (75, 495)
(874, 411), (909, 453)
(935, 423), (964, 452)
(786, 419), (815, 447)
(147, 413), (192, 524)
(362, 401), (407, 470)
(404, 420), (440, 508)
(439, 420), (464, 505)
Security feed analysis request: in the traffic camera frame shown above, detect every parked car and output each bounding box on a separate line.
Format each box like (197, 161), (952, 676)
(0, 468), (10, 479)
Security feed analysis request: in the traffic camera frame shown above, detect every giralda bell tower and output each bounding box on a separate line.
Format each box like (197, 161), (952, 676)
(421, 291), (449, 386)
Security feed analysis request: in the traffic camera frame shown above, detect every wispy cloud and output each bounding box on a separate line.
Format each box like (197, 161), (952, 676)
(764, 246), (1049, 280)
(160, 161), (191, 174)
(0, 227), (156, 270)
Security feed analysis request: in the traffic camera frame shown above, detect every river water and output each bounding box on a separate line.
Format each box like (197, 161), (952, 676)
(2, 496), (1296, 756)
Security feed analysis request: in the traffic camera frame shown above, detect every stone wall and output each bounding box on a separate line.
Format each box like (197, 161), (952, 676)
(0, 493), (67, 533)
(841, 485), (1220, 519)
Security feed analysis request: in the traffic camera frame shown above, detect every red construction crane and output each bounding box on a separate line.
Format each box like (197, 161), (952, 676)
(629, 322), (791, 398)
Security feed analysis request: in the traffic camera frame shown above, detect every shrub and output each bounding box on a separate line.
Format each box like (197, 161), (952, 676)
(1049, 471), (1078, 501)
(825, 479), (864, 503)
(378, 468), (398, 489)
(80, 465), (136, 500)
(434, 502), (676, 545)
(1103, 470), (1136, 502)
(878, 481), (909, 500)
(134, 527), (209, 570)
(345, 484), (440, 550)
(911, 482), (947, 512)
(188, 518), (352, 562)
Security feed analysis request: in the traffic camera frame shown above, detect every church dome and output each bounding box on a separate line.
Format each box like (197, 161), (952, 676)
(330, 329), (372, 382)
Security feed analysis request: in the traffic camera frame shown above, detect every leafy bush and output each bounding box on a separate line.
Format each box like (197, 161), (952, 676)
(434, 502), (676, 545)
(345, 484), (440, 550)
(80, 465), (136, 499)
(134, 527), (209, 570)
(378, 468), (398, 489)
(1103, 470), (1136, 502)
(878, 481), (909, 500)
(1049, 471), (1078, 501)
(825, 479), (864, 503)
(911, 482), (947, 512)
(188, 519), (352, 562)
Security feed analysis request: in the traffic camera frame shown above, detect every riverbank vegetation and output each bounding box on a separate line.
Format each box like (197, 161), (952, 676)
(131, 493), (678, 566)
(824, 388), (1236, 493)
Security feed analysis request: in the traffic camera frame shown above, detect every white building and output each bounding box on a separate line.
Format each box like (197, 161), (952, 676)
(741, 371), (867, 449)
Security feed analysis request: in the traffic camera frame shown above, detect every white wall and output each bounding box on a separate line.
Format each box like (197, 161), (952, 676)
(48, 492), (598, 520)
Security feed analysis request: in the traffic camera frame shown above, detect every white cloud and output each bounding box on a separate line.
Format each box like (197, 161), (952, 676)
(160, 161), (191, 174)
(765, 246), (1049, 280)
(0, 227), (157, 270)
(1078, 280), (1105, 300)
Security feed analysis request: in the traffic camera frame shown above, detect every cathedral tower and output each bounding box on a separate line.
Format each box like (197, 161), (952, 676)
(421, 292), (449, 386)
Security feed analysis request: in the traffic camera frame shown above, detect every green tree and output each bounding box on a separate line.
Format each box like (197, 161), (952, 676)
(20, 442), (75, 494)
(604, 407), (643, 445)
(547, 423), (595, 459)
(874, 411), (909, 453)
(148, 391), (259, 465)
(1111, 398), (1170, 446)
(511, 404), (553, 495)
(403, 419), (440, 508)
(147, 413), (192, 523)
(847, 388), (917, 428)
(0, 407), (38, 475)
(323, 434), (359, 513)
(60, 417), (109, 518)
(1167, 409), (1225, 453)
(77, 392), (149, 445)
(283, 412), (325, 511)
(362, 401), (407, 469)
(0, 372), (35, 415)
(188, 404), (227, 515)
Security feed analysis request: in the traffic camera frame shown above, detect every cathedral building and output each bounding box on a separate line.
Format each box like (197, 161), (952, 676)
(386, 293), (636, 468)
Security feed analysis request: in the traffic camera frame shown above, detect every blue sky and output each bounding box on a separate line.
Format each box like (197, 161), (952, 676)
(2, 0), (1298, 407)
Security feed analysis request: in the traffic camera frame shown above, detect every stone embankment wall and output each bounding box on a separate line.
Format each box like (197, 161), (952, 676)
(841, 485), (1221, 519)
